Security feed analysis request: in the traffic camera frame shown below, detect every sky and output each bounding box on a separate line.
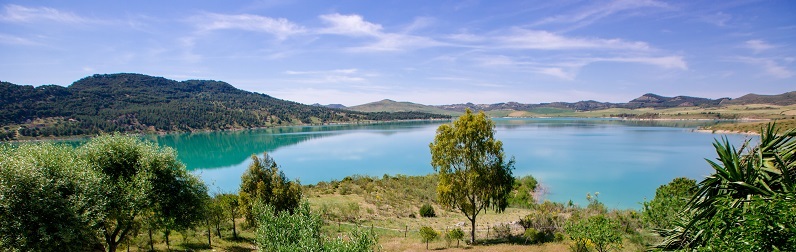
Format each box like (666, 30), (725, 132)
(1, 0), (794, 106)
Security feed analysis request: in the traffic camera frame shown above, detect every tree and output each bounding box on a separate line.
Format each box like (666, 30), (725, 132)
(217, 193), (240, 238)
(419, 226), (438, 250)
(79, 134), (208, 252)
(429, 109), (515, 243)
(642, 177), (696, 230)
(447, 228), (465, 247)
(0, 143), (107, 251)
(508, 175), (539, 208)
(239, 153), (302, 227)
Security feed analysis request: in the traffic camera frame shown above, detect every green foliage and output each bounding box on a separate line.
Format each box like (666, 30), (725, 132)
(0, 143), (106, 251)
(419, 226), (438, 250)
(642, 177), (696, 230)
(254, 202), (323, 251)
(419, 203), (436, 217)
(239, 152), (302, 227)
(0, 135), (207, 252)
(658, 124), (796, 250)
(254, 201), (378, 252)
(216, 193), (240, 238)
(565, 215), (622, 252)
(429, 108), (515, 243)
(508, 175), (538, 208)
(445, 228), (465, 247)
(80, 134), (208, 252)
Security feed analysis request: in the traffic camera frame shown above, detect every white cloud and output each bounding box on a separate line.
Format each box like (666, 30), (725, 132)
(498, 29), (650, 51)
(318, 13), (445, 52)
(194, 13), (306, 39)
(1, 4), (89, 23)
(283, 68), (368, 84)
(744, 39), (774, 54)
(318, 13), (382, 37)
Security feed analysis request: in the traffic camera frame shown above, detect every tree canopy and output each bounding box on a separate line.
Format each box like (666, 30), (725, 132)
(429, 108), (514, 243)
(0, 134), (208, 252)
(239, 153), (302, 227)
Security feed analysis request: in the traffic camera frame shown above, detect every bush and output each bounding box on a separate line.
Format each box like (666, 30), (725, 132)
(565, 215), (622, 252)
(254, 201), (378, 252)
(523, 228), (540, 244)
(493, 223), (512, 240)
(419, 203), (436, 217)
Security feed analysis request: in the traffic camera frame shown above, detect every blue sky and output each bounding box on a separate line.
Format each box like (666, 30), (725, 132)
(1, 0), (794, 106)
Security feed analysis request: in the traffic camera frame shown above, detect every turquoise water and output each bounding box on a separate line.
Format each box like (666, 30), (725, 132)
(147, 118), (751, 209)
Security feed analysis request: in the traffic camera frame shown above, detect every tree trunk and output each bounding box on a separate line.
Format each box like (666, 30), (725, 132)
(470, 217), (477, 244)
(149, 228), (154, 252)
(164, 230), (170, 251)
(231, 214), (237, 239)
(206, 219), (212, 247)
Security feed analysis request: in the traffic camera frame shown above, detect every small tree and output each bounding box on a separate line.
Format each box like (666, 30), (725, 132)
(429, 109), (515, 244)
(217, 193), (240, 238)
(239, 153), (302, 227)
(419, 226), (438, 250)
(447, 228), (465, 247)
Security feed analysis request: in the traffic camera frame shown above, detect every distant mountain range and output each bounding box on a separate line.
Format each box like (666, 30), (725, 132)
(0, 73), (448, 140)
(341, 92), (796, 114)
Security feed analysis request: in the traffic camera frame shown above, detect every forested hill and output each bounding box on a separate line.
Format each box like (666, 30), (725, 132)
(0, 73), (448, 140)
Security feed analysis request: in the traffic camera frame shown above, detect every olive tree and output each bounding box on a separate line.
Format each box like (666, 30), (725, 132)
(239, 152), (302, 227)
(80, 134), (208, 252)
(429, 109), (515, 244)
(0, 143), (107, 251)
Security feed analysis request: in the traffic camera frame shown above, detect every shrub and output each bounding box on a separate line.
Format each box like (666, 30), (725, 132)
(493, 223), (512, 240)
(419, 203), (436, 217)
(565, 215), (622, 252)
(523, 228), (540, 244)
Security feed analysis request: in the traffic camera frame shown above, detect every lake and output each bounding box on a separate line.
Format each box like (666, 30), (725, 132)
(144, 118), (751, 209)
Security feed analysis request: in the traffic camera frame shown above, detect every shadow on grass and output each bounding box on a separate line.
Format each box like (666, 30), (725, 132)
(226, 245), (256, 252)
(224, 235), (254, 243)
(178, 242), (211, 250)
(474, 236), (530, 246)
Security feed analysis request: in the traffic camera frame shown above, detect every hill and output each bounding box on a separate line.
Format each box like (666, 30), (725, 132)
(349, 99), (462, 116)
(721, 91), (796, 106)
(0, 73), (449, 140)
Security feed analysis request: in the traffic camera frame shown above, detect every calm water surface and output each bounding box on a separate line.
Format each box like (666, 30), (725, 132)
(146, 118), (751, 209)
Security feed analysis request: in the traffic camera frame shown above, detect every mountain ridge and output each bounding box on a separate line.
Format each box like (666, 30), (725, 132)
(0, 73), (449, 140)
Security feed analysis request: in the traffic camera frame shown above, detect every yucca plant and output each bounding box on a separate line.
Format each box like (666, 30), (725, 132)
(657, 123), (796, 250)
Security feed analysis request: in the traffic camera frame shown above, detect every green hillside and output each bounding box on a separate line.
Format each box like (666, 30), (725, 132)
(0, 74), (449, 140)
(348, 99), (462, 116)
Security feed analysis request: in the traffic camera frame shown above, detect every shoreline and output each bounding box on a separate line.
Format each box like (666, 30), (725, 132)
(2, 117), (454, 143)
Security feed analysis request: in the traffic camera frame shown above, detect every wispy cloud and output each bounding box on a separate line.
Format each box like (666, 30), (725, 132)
(497, 28), (651, 51)
(732, 57), (793, 79)
(193, 13), (306, 39)
(700, 11), (731, 27)
(283, 68), (368, 83)
(1, 4), (90, 23)
(531, 0), (669, 30)
(318, 13), (382, 37)
(0, 33), (42, 46)
(744, 39), (774, 54)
